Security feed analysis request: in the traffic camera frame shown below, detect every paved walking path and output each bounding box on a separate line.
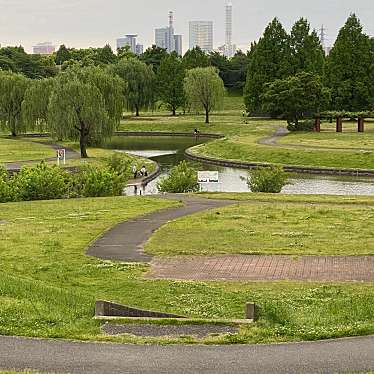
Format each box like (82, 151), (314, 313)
(87, 195), (374, 281)
(87, 195), (235, 262)
(1, 334), (374, 374)
(149, 254), (374, 282)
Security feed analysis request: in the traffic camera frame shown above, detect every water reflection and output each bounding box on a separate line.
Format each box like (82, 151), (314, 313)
(104, 136), (374, 196)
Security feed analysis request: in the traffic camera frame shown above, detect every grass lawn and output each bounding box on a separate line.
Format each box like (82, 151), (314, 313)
(146, 193), (374, 256)
(278, 120), (374, 150)
(1, 195), (374, 344)
(0, 138), (54, 164)
(118, 96), (374, 170)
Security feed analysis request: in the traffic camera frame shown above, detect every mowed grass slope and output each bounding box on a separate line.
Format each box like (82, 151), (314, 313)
(146, 194), (374, 256)
(1, 195), (374, 344)
(0, 138), (54, 163)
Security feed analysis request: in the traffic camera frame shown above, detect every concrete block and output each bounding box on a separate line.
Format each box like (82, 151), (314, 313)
(245, 303), (257, 321)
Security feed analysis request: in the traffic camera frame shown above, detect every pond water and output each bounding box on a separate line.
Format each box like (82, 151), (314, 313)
(104, 136), (374, 196)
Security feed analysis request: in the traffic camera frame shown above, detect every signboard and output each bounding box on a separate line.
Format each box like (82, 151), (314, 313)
(198, 171), (219, 184)
(56, 149), (66, 165)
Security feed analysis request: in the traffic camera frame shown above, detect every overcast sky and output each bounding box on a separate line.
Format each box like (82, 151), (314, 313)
(1, 0), (373, 53)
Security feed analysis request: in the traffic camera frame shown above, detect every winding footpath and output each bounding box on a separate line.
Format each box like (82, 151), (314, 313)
(1, 334), (374, 373)
(3, 139), (79, 172)
(87, 194), (374, 282)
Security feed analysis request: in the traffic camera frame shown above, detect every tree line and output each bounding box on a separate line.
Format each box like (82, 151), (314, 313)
(0, 60), (225, 158)
(244, 14), (374, 126)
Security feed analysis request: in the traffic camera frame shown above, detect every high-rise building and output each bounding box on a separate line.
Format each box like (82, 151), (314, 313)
(116, 35), (143, 55)
(155, 11), (183, 55)
(189, 21), (213, 53)
(33, 42), (55, 55)
(135, 44), (144, 55)
(224, 2), (235, 57)
(174, 35), (183, 56)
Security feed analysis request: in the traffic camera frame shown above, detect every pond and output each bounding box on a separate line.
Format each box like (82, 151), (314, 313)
(104, 136), (374, 196)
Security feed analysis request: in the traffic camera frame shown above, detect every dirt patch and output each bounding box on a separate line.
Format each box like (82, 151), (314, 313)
(102, 323), (238, 338)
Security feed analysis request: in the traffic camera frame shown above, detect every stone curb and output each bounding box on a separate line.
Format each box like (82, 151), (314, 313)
(185, 147), (374, 177)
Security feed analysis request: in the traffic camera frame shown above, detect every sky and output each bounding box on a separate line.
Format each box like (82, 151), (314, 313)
(0, 0), (373, 53)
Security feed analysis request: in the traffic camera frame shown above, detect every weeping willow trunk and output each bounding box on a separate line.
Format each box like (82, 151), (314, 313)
(79, 121), (89, 158)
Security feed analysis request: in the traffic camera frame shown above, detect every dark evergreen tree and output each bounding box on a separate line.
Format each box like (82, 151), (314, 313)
(289, 18), (325, 75)
(244, 18), (291, 113)
(140, 45), (168, 72)
(325, 14), (374, 111)
(183, 47), (211, 70)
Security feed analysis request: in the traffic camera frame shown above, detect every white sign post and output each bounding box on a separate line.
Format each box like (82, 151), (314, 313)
(56, 149), (66, 166)
(198, 171), (220, 192)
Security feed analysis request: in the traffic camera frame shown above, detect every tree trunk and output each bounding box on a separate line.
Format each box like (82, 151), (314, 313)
(79, 125), (89, 158)
(135, 105), (140, 117)
(205, 109), (209, 124)
(11, 130), (17, 137)
(172, 107), (176, 116)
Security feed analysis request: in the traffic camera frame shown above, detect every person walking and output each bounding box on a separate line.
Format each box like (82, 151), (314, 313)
(132, 165), (138, 179)
(140, 165), (148, 177)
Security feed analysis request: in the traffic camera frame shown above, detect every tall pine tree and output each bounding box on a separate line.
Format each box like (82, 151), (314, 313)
(325, 14), (374, 111)
(289, 18), (325, 75)
(244, 18), (291, 113)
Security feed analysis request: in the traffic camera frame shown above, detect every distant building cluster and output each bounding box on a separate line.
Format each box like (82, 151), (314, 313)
(115, 1), (237, 57)
(116, 35), (143, 55)
(155, 11), (183, 55)
(33, 2), (239, 58)
(33, 42), (55, 55)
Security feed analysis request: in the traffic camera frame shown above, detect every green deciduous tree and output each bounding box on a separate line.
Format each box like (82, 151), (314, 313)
(157, 53), (185, 115)
(184, 66), (225, 124)
(22, 78), (55, 131)
(325, 14), (374, 111)
(48, 67), (124, 158)
(289, 18), (325, 75)
(140, 45), (168, 72)
(0, 71), (30, 136)
(109, 58), (155, 116)
(244, 18), (291, 113)
(261, 72), (330, 127)
(183, 47), (211, 70)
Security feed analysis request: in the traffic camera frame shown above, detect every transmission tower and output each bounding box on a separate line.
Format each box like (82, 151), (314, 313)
(319, 25), (327, 49)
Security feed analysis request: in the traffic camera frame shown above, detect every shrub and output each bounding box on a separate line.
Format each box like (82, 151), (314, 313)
(248, 165), (288, 193)
(72, 165), (128, 198)
(105, 152), (131, 177)
(157, 161), (199, 193)
(12, 163), (69, 201)
(0, 166), (15, 203)
(287, 119), (315, 132)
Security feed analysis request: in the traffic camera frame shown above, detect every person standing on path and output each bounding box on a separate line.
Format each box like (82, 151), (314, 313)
(132, 165), (138, 179)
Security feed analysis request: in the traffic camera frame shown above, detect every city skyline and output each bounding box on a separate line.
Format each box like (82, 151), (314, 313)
(1, 0), (373, 54)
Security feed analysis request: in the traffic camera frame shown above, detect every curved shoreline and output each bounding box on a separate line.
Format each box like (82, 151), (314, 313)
(185, 147), (374, 177)
(5, 131), (374, 178)
(113, 130), (374, 177)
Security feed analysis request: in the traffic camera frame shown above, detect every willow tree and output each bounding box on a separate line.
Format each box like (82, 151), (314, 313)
(0, 71), (29, 136)
(48, 67), (124, 158)
(184, 67), (225, 124)
(109, 58), (155, 116)
(22, 78), (55, 132)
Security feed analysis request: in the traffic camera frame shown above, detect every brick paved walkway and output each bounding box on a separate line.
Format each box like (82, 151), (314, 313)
(148, 255), (374, 282)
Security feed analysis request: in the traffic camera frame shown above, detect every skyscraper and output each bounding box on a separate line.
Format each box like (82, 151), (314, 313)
(224, 1), (235, 57)
(116, 35), (143, 55)
(189, 21), (213, 53)
(155, 11), (183, 55)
